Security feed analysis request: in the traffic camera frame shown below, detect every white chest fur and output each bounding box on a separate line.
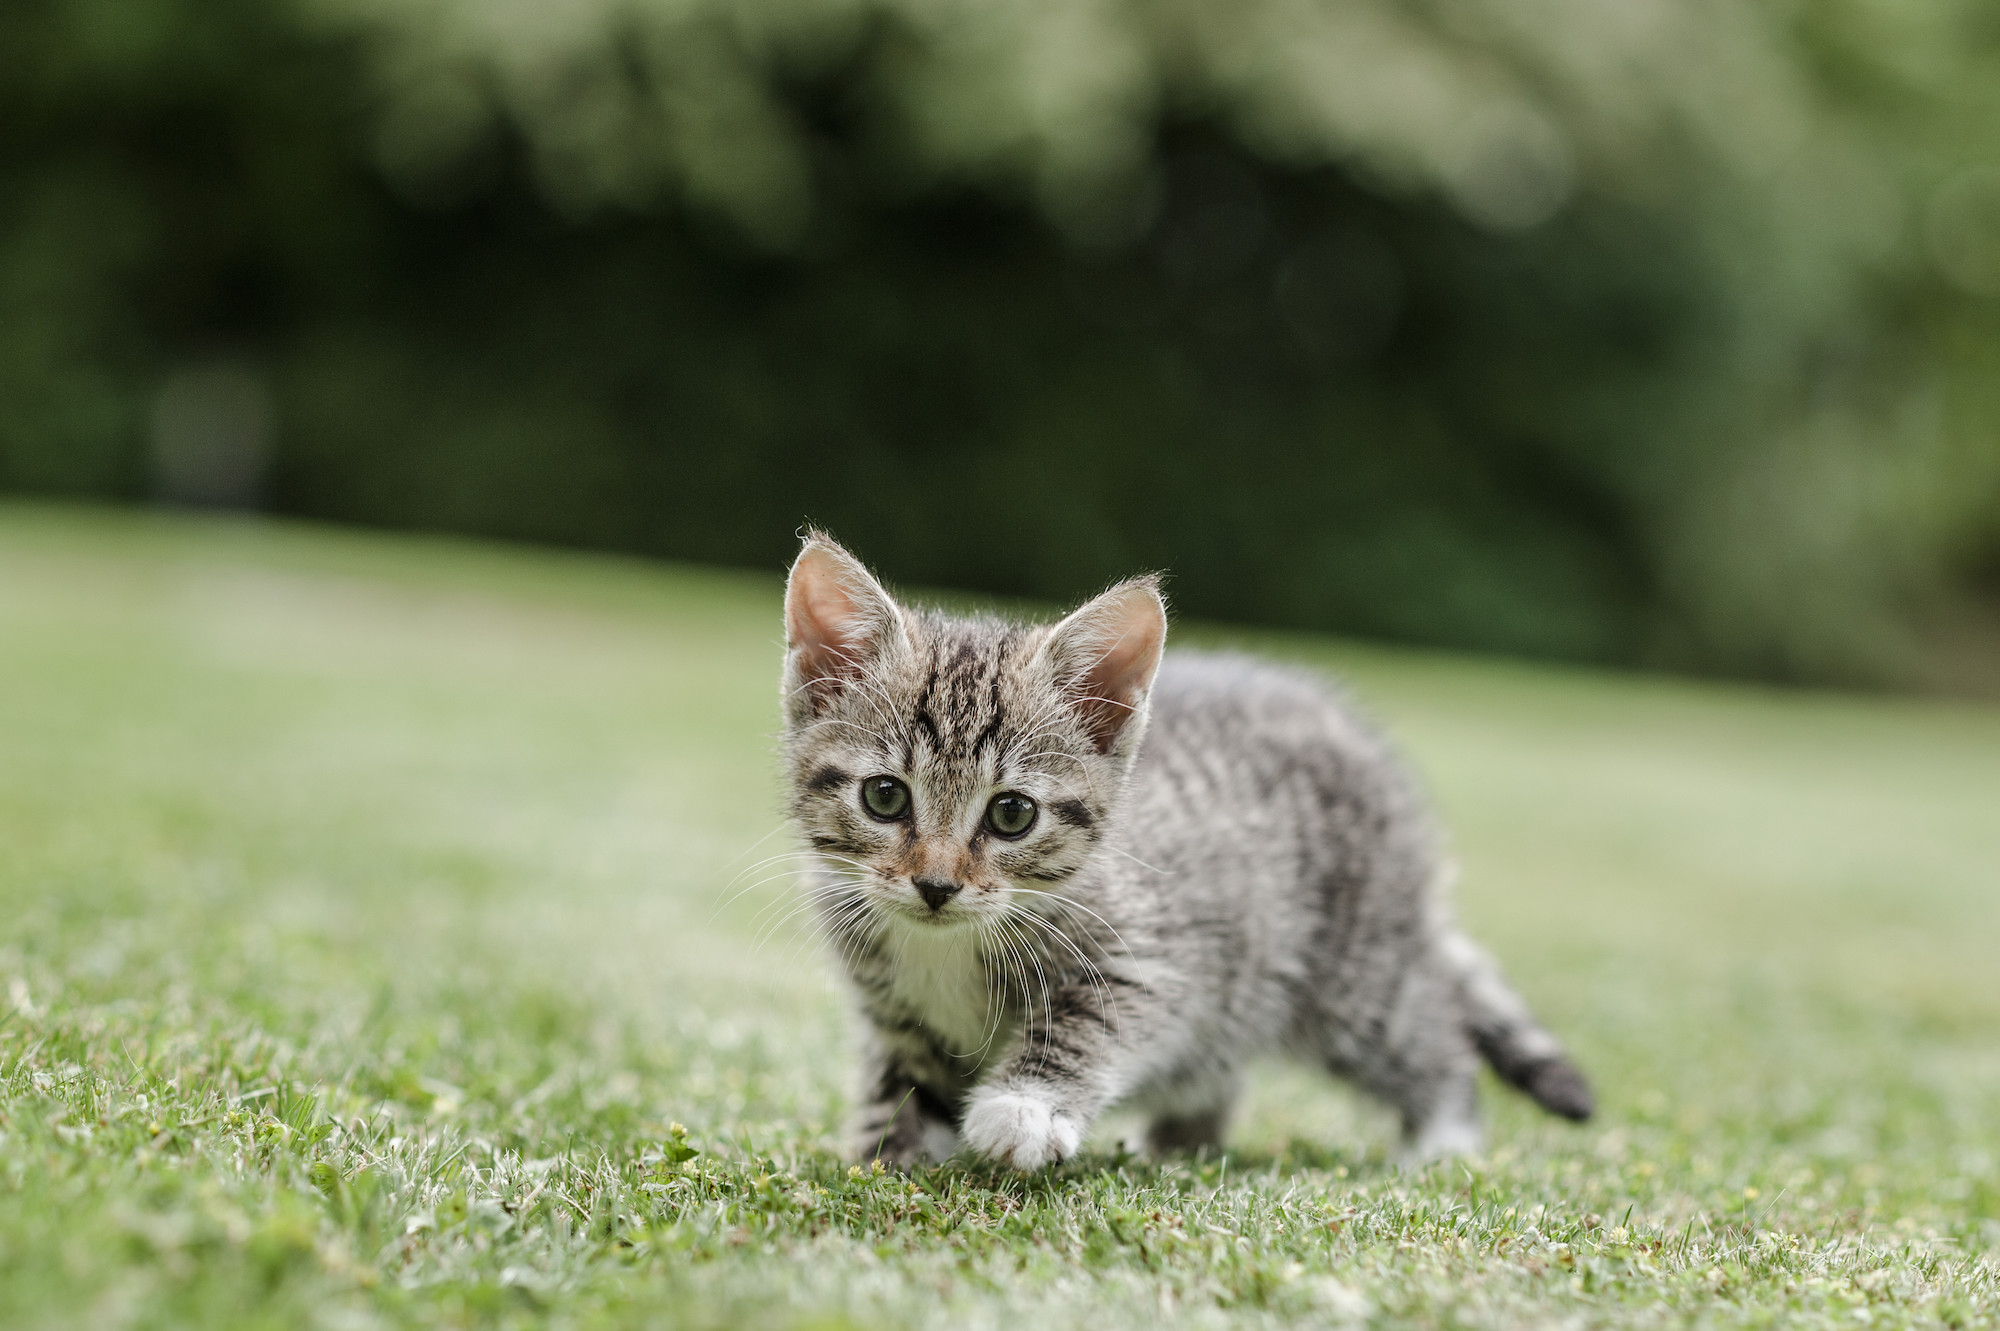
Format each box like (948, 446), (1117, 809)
(880, 922), (1006, 1058)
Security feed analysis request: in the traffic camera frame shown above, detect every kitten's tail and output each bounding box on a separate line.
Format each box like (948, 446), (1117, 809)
(1439, 930), (1595, 1121)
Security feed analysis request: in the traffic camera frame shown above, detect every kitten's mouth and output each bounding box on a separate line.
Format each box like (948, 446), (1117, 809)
(882, 902), (975, 929)
(880, 878), (994, 926)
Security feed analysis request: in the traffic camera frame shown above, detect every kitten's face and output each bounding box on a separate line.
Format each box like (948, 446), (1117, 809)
(780, 537), (1165, 932)
(788, 621), (1110, 927)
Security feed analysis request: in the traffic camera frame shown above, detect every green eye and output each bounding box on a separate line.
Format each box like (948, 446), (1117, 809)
(860, 776), (910, 820)
(985, 793), (1038, 838)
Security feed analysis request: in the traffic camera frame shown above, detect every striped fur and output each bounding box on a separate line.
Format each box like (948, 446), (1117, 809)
(780, 534), (1593, 1169)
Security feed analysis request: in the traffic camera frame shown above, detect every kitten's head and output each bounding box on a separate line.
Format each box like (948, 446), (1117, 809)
(780, 533), (1165, 930)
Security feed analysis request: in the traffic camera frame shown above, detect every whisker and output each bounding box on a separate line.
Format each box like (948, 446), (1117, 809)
(778, 893), (881, 970)
(970, 918), (1009, 1056)
(998, 914), (1055, 1049)
(753, 880), (872, 954)
(716, 823), (791, 874)
(724, 847), (823, 878)
(995, 917), (1037, 1051)
(1106, 846), (1173, 876)
(746, 875), (870, 936)
(1008, 905), (1120, 1034)
(1004, 886), (1138, 965)
(940, 923), (1008, 1061)
(726, 861), (852, 908)
(726, 850), (878, 930)
(712, 850), (847, 920)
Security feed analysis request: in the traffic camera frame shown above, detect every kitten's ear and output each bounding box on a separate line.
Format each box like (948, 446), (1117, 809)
(1039, 576), (1168, 756)
(784, 533), (907, 719)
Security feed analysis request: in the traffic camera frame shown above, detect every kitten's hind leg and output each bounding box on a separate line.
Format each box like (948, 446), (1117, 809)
(1402, 1070), (1482, 1164)
(1145, 1105), (1231, 1157)
(1317, 962), (1486, 1164)
(1143, 1076), (1241, 1157)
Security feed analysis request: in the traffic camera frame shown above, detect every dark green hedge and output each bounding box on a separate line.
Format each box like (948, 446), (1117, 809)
(4, 0), (1997, 683)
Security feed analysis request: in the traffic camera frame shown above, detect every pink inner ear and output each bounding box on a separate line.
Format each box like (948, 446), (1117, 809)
(1064, 589), (1165, 755)
(786, 548), (885, 712)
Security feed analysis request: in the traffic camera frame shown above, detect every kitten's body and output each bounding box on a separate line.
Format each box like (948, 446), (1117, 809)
(780, 538), (1591, 1168)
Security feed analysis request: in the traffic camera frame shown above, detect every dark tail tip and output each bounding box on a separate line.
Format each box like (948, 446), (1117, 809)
(1524, 1058), (1595, 1121)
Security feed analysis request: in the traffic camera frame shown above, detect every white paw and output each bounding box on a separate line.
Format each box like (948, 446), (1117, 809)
(1404, 1109), (1483, 1166)
(961, 1088), (1083, 1169)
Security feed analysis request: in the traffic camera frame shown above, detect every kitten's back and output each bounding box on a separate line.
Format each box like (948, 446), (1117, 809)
(1134, 650), (1433, 875)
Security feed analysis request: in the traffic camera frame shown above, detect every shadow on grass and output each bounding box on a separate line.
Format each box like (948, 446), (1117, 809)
(775, 1135), (1398, 1202)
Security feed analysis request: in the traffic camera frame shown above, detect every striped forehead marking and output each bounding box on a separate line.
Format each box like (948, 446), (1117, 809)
(902, 626), (1020, 767)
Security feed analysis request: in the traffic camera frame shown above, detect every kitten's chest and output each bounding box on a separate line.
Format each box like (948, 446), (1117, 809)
(881, 929), (1005, 1058)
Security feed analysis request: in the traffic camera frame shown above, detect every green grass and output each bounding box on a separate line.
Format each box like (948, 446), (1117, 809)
(1, 502), (1996, 1330)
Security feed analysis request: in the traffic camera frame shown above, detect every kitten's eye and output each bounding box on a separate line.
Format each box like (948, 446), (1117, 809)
(985, 793), (1038, 838)
(860, 776), (911, 821)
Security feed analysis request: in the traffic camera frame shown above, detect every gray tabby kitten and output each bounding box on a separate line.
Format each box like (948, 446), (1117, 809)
(780, 534), (1592, 1169)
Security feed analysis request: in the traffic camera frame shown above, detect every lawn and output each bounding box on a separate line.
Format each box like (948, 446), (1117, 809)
(0, 502), (1995, 1330)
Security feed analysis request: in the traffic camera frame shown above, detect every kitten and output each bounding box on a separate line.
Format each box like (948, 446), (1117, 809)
(779, 533), (1593, 1169)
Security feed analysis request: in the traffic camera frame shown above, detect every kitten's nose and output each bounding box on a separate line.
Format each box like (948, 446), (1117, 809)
(913, 878), (962, 911)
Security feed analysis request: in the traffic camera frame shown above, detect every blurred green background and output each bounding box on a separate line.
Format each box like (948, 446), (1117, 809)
(5, 0), (2000, 686)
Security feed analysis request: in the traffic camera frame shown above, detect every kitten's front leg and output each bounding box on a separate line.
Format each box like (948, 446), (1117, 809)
(961, 986), (1126, 1169)
(848, 1048), (959, 1168)
(960, 1084), (1087, 1169)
